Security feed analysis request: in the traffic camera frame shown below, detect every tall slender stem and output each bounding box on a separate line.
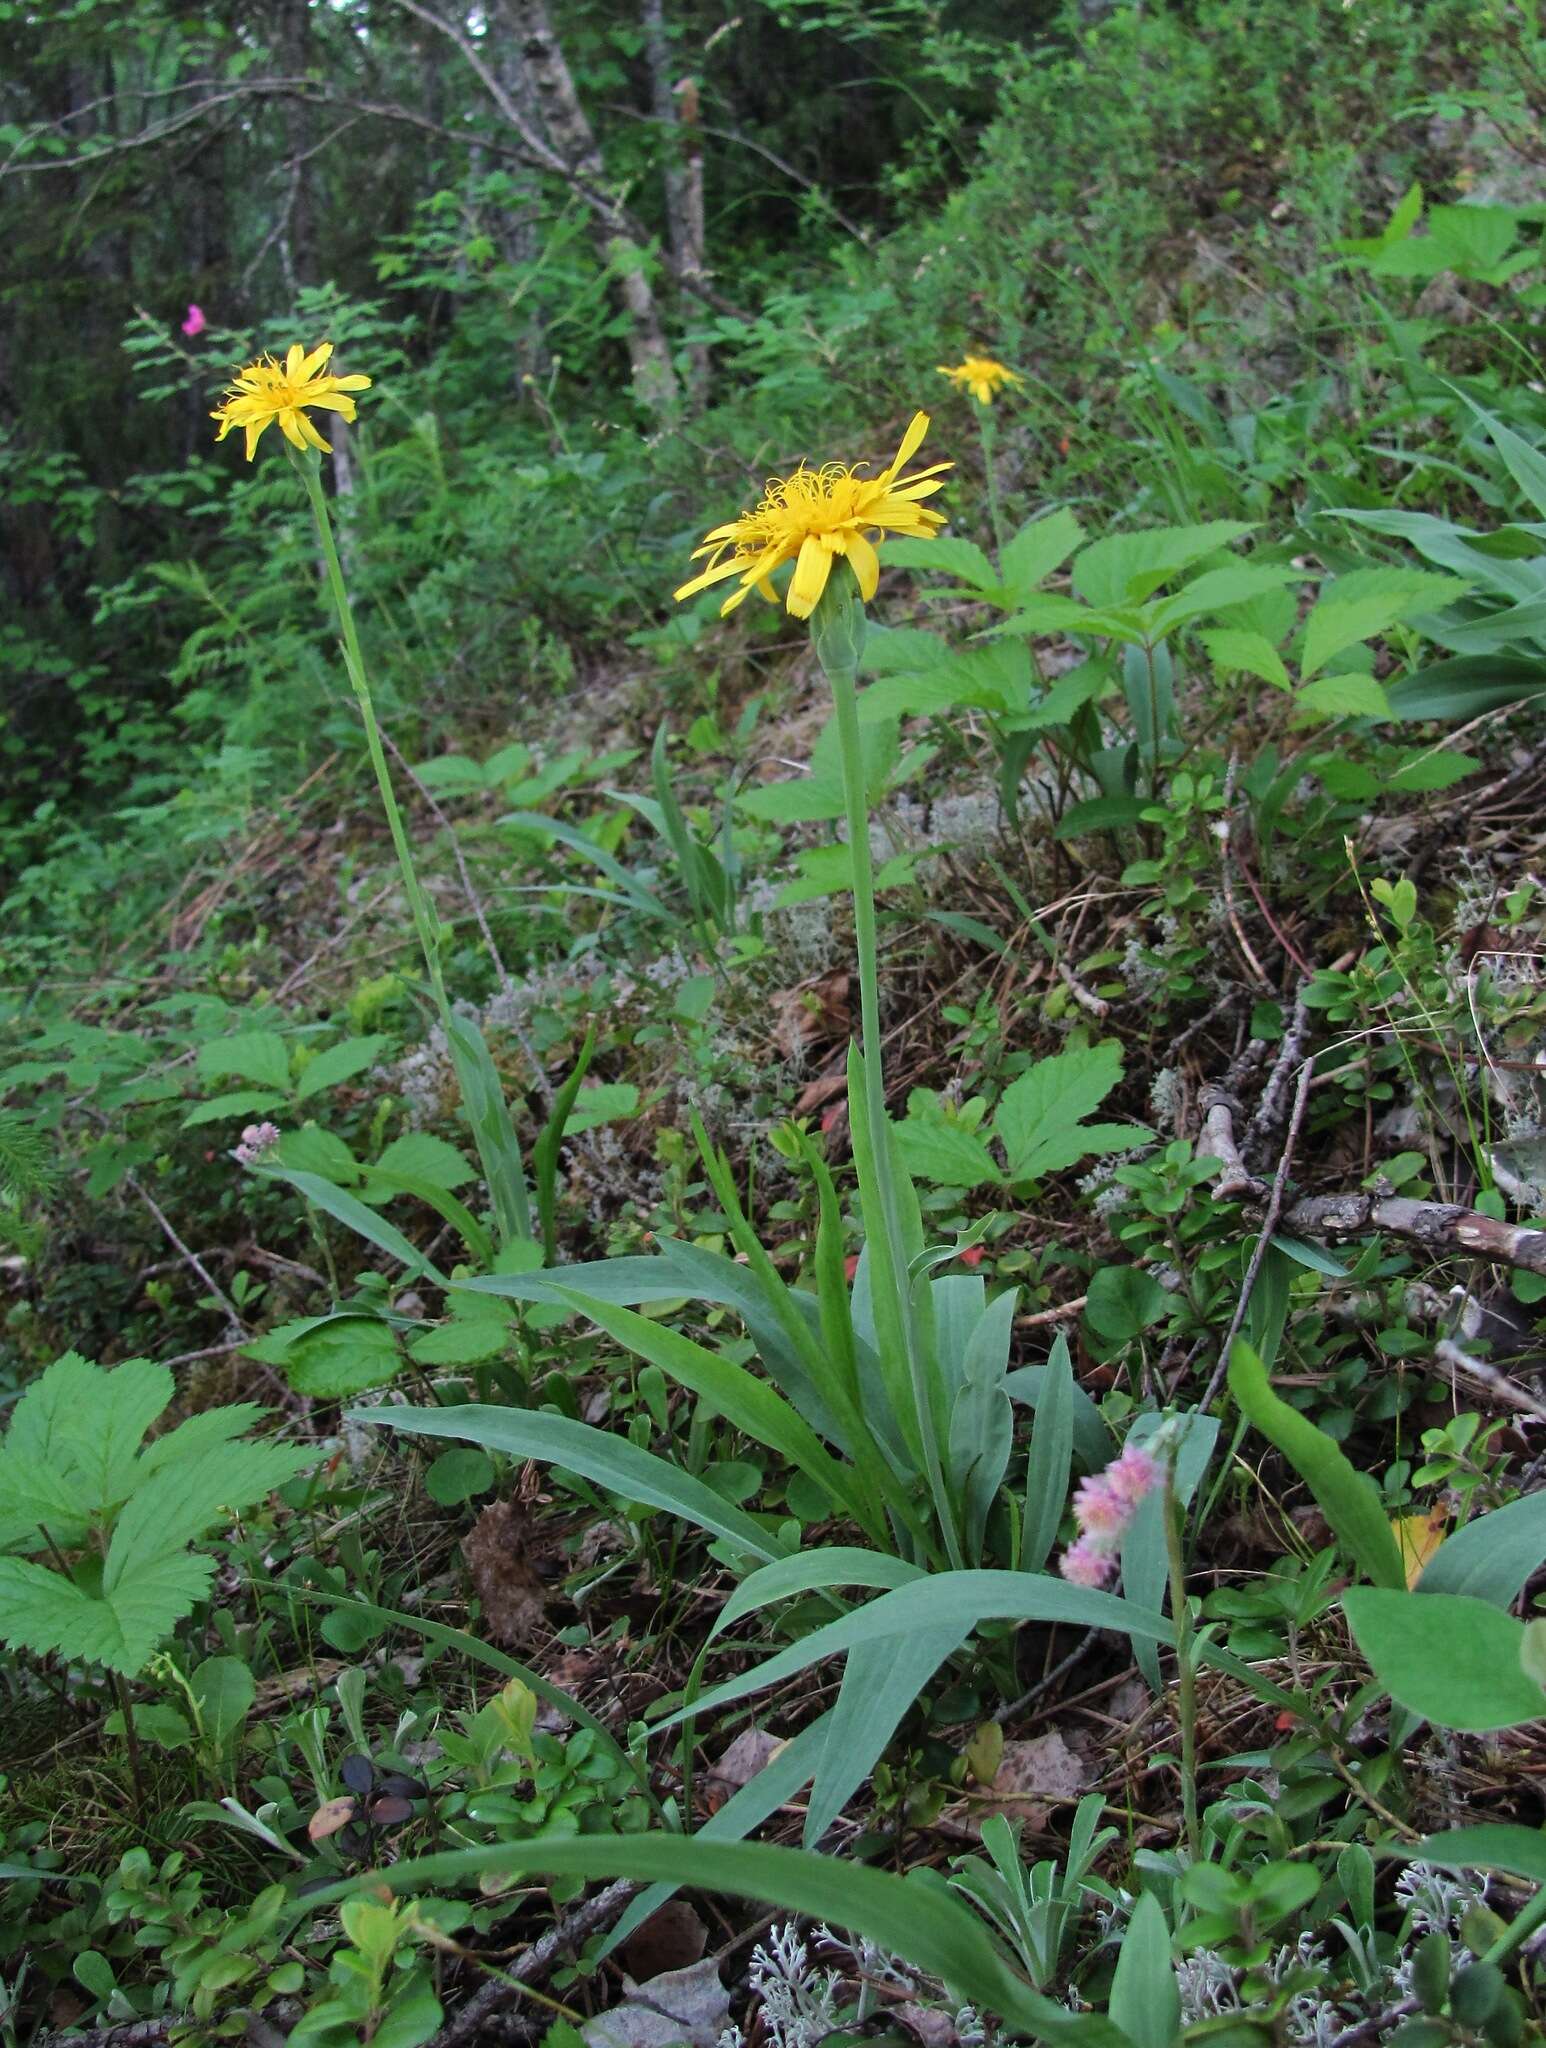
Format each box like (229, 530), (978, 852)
(1162, 1466), (1201, 1862)
(292, 449), (453, 1036)
(112, 1671), (147, 1813)
(813, 573), (962, 1568)
(978, 405), (1006, 561)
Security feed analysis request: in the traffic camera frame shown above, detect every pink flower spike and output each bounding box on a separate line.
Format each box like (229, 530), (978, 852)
(1060, 1537), (1115, 1589)
(1105, 1443), (1162, 1510)
(1071, 1472), (1128, 1539)
(181, 303), (207, 338)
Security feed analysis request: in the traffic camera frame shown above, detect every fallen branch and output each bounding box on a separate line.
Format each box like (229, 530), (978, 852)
(1281, 1193), (1546, 1278)
(426, 1877), (639, 2048)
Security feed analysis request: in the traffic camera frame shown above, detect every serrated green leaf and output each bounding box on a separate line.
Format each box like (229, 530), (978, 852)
(368, 1132), (476, 1192)
(279, 1314), (403, 1397)
(295, 1035), (391, 1101)
(1072, 521), (1256, 608)
(885, 535), (1000, 590)
(1300, 568), (1470, 678)
(993, 1044), (1145, 1183)
(893, 1108), (1000, 1190)
(195, 1030), (292, 1093)
(182, 1090), (289, 1128)
(1001, 508), (1087, 594)
(1201, 627), (1289, 689)
(1296, 673), (1391, 720)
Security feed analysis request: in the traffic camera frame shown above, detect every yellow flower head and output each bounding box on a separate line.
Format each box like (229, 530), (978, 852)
(674, 411), (950, 620)
(211, 342), (371, 461)
(936, 355), (1022, 406)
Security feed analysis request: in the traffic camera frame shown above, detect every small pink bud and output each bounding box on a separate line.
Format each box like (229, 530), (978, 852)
(181, 303), (207, 338)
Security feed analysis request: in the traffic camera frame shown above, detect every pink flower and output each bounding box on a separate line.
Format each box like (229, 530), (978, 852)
(1104, 1443), (1162, 1510)
(234, 1121), (281, 1167)
(1060, 1434), (1167, 1587)
(1071, 1473), (1129, 1539)
(1059, 1537), (1115, 1588)
(181, 303), (207, 338)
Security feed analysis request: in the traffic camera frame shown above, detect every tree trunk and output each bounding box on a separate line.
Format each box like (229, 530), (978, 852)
(500, 0), (678, 414)
(641, 0), (708, 408)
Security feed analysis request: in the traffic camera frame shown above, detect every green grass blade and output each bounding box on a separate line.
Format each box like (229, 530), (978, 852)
(1228, 1340), (1404, 1589)
(354, 1403), (785, 1563)
(296, 1837), (1128, 2043)
(443, 1013), (533, 1246)
(546, 1285), (884, 1542)
(1020, 1333), (1074, 1572)
(804, 1620), (969, 1846)
(534, 1024), (595, 1263)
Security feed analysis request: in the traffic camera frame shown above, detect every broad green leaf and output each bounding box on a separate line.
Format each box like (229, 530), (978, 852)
(1386, 655), (1546, 721)
(1412, 1825), (1546, 1888)
(295, 1035), (390, 1101)
(1108, 1891), (1179, 2048)
(359, 1403), (786, 1564)
(1228, 1341), (1404, 1588)
(712, 1549), (925, 1638)
(274, 1126), (360, 1183)
(423, 1448), (495, 1506)
(0, 1550), (213, 1677)
(1001, 508), (1087, 594)
(195, 1030), (292, 1093)
(1201, 627), (1289, 689)
(994, 1043), (1146, 1184)
(859, 642), (1031, 724)
(3, 1353), (170, 1533)
(368, 1132), (476, 1192)
(1387, 751), (1478, 794)
(564, 1082), (640, 1134)
(1418, 1492), (1546, 1607)
(302, 1839), (1126, 2045)
(894, 1105), (1000, 1190)
(1300, 568), (1470, 678)
(182, 1090), (288, 1128)
(1343, 1589), (1546, 1731)
(1295, 673), (1390, 721)
(1054, 795), (1148, 840)
(1084, 1265), (1168, 1344)
(191, 1656), (256, 1747)
(1145, 561), (1300, 636)
(659, 1568), (1173, 1735)
(1017, 658), (1114, 731)
(885, 535), (1000, 590)
(1073, 521), (1256, 608)
(804, 1623), (968, 1846)
(280, 1314), (403, 1398)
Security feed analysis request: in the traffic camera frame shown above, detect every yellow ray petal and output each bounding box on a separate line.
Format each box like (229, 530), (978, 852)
(787, 533), (834, 619)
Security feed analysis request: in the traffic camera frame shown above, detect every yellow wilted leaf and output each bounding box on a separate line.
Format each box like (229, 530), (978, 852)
(1390, 1509), (1447, 1589)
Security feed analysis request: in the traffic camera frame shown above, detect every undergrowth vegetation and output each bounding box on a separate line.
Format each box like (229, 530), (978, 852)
(4, 1), (1546, 2044)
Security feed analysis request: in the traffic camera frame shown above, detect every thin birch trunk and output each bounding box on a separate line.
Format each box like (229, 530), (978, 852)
(641, 0), (708, 407)
(500, 0), (679, 414)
